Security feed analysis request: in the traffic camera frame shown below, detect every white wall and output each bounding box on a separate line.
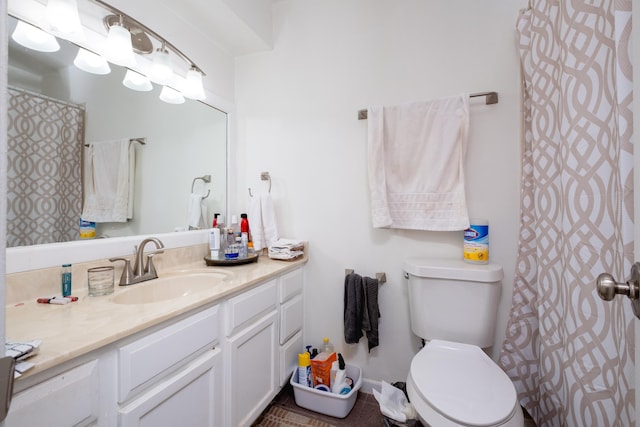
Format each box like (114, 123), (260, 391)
(234, 0), (525, 383)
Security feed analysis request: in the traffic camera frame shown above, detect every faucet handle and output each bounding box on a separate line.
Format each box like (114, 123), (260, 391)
(144, 254), (161, 278)
(109, 257), (134, 286)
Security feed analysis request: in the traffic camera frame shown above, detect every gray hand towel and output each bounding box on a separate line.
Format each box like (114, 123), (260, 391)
(362, 276), (380, 351)
(344, 273), (364, 344)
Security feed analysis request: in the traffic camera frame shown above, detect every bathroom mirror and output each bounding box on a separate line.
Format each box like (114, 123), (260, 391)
(6, 15), (227, 248)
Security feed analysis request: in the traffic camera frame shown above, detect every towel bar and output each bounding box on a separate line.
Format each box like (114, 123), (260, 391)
(345, 269), (386, 284)
(84, 137), (146, 147)
(357, 91), (499, 120)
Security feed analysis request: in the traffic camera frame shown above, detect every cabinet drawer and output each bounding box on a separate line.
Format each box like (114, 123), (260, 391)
(279, 330), (303, 387)
(225, 280), (277, 336)
(279, 268), (303, 303)
(5, 360), (99, 427)
(279, 294), (303, 345)
(119, 349), (222, 427)
(118, 305), (220, 402)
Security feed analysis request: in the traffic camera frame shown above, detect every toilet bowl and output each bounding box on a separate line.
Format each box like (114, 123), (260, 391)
(406, 340), (523, 427)
(403, 257), (523, 427)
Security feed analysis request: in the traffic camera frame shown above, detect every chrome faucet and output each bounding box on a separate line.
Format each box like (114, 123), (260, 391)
(110, 237), (165, 286)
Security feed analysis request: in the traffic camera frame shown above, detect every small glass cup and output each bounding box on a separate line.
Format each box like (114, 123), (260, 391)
(87, 266), (115, 297)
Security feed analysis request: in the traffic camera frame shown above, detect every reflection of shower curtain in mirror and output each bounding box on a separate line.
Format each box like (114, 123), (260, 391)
(7, 88), (84, 247)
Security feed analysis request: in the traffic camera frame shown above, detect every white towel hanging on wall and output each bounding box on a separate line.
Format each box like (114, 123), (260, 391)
(367, 94), (470, 231)
(249, 193), (279, 251)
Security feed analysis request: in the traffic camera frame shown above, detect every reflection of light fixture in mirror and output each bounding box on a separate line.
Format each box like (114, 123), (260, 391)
(74, 48), (111, 75)
(104, 16), (136, 68)
(12, 21), (60, 52)
(182, 67), (206, 101)
(150, 42), (173, 85)
(46, 0), (83, 36)
(159, 86), (185, 104)
(123, 70), (153, 92)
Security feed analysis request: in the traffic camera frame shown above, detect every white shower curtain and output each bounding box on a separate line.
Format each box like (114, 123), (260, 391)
(499, 1), (634, 426)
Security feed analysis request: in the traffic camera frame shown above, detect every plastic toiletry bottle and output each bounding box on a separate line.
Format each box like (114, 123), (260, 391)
(240, 213), (251, 242)
(209, 228), (221, 258)
(230, 215), (240, 237)
(321, 337), (335, 354)
(212, 213), (220, 228)
(240, 233), (249, 258)
(61, 264), (72, 297)
(297, 352), (312, 387)
(331, 353), (350, 394)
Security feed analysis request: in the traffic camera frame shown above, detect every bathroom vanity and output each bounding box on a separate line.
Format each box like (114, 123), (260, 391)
(3, 250), (306, 427)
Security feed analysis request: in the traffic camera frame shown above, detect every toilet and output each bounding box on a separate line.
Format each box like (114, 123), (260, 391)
(403, 257), (524, 427)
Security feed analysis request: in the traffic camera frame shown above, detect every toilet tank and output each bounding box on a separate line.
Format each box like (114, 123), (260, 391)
(403, 257), (503, 348)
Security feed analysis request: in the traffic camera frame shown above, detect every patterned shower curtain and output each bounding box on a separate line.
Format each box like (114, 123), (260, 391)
(498, 1), (634, 426)
(6, 88), (84, 247)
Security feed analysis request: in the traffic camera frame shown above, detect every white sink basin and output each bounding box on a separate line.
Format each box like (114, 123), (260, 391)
(112, 271), (230, 305)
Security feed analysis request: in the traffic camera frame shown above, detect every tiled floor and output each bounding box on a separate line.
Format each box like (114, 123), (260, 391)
(261, 384), (389, 426)
(259, 383), (538, 426)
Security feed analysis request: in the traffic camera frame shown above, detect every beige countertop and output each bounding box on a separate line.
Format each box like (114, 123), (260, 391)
(7, 254), (307, 381)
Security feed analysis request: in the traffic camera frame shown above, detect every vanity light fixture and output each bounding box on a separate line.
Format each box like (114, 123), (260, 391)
(182, 67), (206, 101)
(46, 0), (83, 38)
(11, 21), (60, 52)
(149, 41), (173, 85)
(74, 48), (111, 75)
(159, 86), (185, 105)
(123, 70), (153, 92)
(104, 15), (136, 68)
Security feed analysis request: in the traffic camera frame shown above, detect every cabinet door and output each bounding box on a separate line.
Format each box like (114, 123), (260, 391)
(279, 330), (303, 387)
(5, 360), (100, 427)
(226, 310), (278, 427)
(279, 293), (303, 345)
(119, 348), (222, 427)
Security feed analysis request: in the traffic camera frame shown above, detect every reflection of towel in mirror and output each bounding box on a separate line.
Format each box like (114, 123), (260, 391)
(249, 194), (279, 251)
(188, 193), (206, 229)
(82, 139), (134, 223)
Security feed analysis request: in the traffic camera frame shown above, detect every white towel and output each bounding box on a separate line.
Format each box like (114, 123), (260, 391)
(82, 139), (135, 223)
(188, 193), (206, 229)
(367, 95), (470, 231)
(249, 194), (279, 251)
(268, 238), (304, 260)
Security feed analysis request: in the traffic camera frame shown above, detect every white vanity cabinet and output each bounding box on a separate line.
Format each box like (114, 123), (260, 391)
(224, 279), (279, 427)
(4, 358), (114, 427)
(224, 266), (305, 427)
(117, 304), (222, 427)
(5, 262), (306, 427)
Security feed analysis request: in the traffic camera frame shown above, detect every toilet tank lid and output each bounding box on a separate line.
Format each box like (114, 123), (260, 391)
(404, 257), (503, 282)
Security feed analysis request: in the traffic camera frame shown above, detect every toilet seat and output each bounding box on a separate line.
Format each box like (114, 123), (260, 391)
(409, 340), (517, 426)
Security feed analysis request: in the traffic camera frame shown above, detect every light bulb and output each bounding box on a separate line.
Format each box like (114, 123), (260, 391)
(123, 70), (153, 92)
(73, 48), (111, 75)
(47, 0), (82, 36)
(104, 21), (136, 68)
(150, 45), (173, 85)
(182, 67), (206, 100)
(159, 86), (185, 104)
(12, 21), (60, 52)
